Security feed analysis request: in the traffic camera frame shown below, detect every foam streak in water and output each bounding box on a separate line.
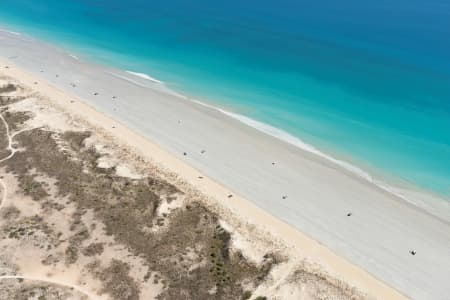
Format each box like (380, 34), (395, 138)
(189, 99), (450, 221)
(0, 29), (21, 36)
(126, 71), (162, 84)
(190, 99), (373, 181)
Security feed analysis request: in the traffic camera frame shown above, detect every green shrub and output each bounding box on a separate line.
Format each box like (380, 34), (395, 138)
(242, 291), (252, 300)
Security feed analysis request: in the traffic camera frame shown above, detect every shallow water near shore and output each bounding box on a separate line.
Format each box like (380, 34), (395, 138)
(0, 0), (449, 197)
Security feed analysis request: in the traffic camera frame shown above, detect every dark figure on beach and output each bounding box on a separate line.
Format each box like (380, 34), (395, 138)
(272, 162), (276, 166)
(112, 96), (117, 99)
(347, 212), (352, 217)
(94, 92), (99, 96)
(410, 250), (416, 256)
(183, 152), (187, 156)
(282, 195), (288, 200)
(228, 194), (233, 198)
(201, 150), (206, 154)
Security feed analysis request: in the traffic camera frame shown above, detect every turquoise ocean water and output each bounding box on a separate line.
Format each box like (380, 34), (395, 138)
(0, 0), (449, 196)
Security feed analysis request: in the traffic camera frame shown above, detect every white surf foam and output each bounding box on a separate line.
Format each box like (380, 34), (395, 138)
(108, 71), (187, 99)
(126, 71), (162, 84)
(107, 71), (153, 91)
(375, 181), (450, 222)
(0, 29), (21, 36)
(191, 99), (373, 182)
(69, 54), (79, 60)
(190, 99), (450, 220)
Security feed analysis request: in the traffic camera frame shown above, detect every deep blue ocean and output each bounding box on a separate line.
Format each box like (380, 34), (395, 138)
(0, 0), (449, 196)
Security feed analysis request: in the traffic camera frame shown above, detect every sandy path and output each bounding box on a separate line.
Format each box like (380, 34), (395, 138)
(0, 112), (13, 210)
(0, 178), (6, 211)
(0, 112), (13, 162)
(0, 275), (97, 300)
(0, 108), (34, 210)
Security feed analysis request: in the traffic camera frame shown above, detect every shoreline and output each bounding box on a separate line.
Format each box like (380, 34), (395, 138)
(1, 30), (450, 299)
(1, 26), (447, 206)
(0, 57), (407, 300)
(188, 97), (450, 217)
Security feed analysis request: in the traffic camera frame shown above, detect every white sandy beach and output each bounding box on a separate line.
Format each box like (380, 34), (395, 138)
(1, 30), (450, 299)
